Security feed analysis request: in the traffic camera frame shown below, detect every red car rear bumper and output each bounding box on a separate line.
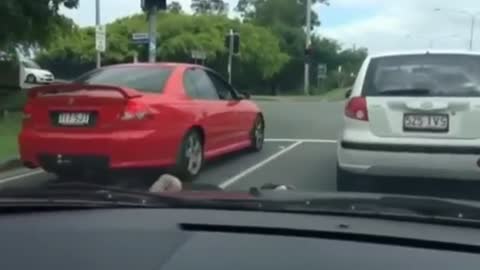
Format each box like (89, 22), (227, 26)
(19, 129), (181, 170)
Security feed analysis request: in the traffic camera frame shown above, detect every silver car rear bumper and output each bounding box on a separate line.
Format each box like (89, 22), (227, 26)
(338, 141), (480, 181)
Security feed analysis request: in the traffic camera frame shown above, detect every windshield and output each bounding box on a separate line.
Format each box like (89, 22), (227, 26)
(4, 0), (480, 224)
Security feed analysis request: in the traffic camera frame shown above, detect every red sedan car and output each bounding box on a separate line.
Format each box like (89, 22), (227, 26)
(19, 63), (265, 180)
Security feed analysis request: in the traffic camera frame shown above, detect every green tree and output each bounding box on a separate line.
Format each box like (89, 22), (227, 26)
(191, 0), (228, 15)
(0, 0), (78, 48)
(235, 0), (361, 93)
(37, 13), (289, 91)
(168, 1), (183, 14)
(236, 0), (326, 27)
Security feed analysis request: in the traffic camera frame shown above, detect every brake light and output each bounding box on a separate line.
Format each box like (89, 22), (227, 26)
(121, 99), (152, 121)
(345, 97), (369, 121)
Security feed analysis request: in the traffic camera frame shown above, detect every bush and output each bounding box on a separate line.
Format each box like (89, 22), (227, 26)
(0, 90), (27, 112)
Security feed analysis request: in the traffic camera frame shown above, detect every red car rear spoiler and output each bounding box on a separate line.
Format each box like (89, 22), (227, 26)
(28, 83), (143, 99)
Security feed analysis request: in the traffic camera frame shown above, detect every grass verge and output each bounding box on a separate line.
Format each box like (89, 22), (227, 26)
(0, 90), (27, 111)
(322, 87), (349, 101)
(0, 112), (21, 161)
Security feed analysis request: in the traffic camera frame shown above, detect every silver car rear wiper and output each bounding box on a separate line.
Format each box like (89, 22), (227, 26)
(376, 88), (432, 96)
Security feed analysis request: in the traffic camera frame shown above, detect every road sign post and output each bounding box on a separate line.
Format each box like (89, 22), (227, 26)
(228, 29), (234, 83)
(95, 0), (102, 68)
(317, 64), (327, 90)
(148, 6), (157, 63)
(304, 0), (312, 95)
(225, 30), (240, 84)
(95, 24), (106, 68)
(191, 50), (207, 65)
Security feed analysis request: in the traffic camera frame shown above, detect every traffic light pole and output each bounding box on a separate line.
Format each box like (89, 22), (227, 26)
(96, 0), (101, 68)
(148, 6), (157, 63)
(228, 29), (234, 84)
(304, 0), (312, 95)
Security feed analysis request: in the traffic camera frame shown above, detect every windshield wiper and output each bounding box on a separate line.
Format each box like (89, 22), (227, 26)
(376, 88), (432, 96)
(0, 182), (194, 208)
(245, 191), (480, 226)
(0, 182), (265, 211)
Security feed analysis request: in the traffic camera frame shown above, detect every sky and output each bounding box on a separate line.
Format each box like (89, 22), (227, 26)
(60, 0), (480, 54)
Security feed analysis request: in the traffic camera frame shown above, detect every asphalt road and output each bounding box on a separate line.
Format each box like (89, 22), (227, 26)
(3, 99), (480, 200)
(0, 100), (343, 193)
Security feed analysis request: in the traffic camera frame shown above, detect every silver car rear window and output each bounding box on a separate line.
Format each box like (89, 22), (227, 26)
(362, 54), (480, 97)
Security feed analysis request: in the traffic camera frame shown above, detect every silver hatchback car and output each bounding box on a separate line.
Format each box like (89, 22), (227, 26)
(337, 50), (480, 191)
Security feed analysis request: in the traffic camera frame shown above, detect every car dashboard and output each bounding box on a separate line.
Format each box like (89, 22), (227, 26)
(0, 207), (480, 270)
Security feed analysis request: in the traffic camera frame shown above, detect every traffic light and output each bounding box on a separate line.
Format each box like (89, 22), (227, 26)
(225, 33), (240, 55)
(305, 45), (313, 57)
(141, 0), (167, 11)
(233, 33), (240, 54)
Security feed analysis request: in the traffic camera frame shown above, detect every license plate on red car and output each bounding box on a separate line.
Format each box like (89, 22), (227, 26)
(56, 112), (91, 126)
(403, 113), (449, 132)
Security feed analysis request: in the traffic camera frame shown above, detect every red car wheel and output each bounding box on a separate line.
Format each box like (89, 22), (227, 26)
(250, 115), (265, 152)
(172, 130), (204, 181)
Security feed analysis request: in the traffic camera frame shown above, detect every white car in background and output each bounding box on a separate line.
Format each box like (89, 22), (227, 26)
(337, 50), (480, 191)
(21, 59), (54, 84)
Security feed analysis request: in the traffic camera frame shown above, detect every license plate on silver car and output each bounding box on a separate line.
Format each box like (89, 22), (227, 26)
(57, 112), (91, 126)
(403, 113), (449, 132)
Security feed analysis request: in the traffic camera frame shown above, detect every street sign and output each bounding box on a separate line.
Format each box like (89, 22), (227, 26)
(95, 25), (106, 52)
(191, 50), (207, 60)
(318, 64), (327, 79)
(132, 32), (150, 44)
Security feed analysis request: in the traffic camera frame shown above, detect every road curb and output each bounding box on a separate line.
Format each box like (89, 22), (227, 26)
(0, 156), (23, 173)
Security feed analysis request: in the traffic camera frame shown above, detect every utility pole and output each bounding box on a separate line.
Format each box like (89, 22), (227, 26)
(434, 8), (480, 51)
(148, 6), (158, 63)
(228, 29), (234, 84)
(470, 16), (475, 51)
(95, 0), (101, 68)
(304, 0), (312, 95)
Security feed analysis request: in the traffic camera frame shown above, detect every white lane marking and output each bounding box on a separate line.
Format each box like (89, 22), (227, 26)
(219, 141), (303, 189)
(266, 138), (337, 144)
(0, 170), (44, 184)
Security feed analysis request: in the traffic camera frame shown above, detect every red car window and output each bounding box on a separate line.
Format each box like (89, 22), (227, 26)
(184, 69), (219, 100)
(206, 71), (235, 100)
(75, 66), (173, 93)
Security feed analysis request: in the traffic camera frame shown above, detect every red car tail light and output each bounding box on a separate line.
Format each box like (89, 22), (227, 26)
(345, 97), (369, 121)
(121, 99), (152, 121)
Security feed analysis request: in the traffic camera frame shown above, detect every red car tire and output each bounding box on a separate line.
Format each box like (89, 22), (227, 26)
(171, 129), (204, 181)
(250, 115), (265, 152)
